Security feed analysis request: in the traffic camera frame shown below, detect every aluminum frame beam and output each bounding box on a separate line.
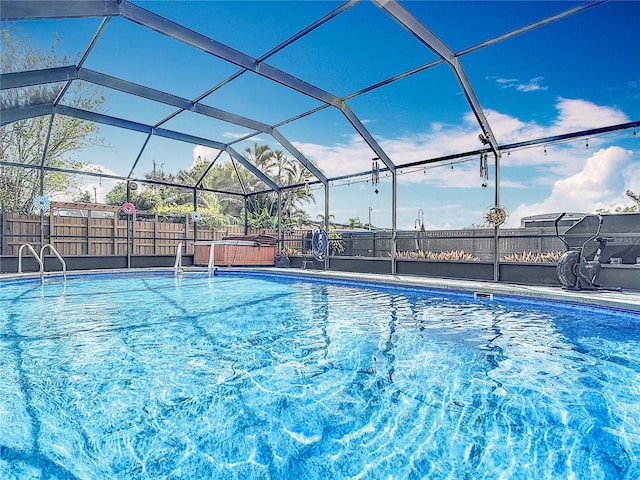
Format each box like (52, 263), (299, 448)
(118, 0), (341, 108)
(343, 104), (396, 173)
(50, 105), (281, 192)
(1, 66), (78, 89)
(0, 159), (243, 196)
(373, 0), (500, 157)
(271, 1), (608, 142)
(117, 0), (396, 173)
(2, 66), (329, 185)
(164, 1), (358, 115)
(82, 69), (329, 184)
(2, 0), (396, 178)
(271, 129), (328, 183)
(0, 0), (120, 20)
(0, 103), (54, 125)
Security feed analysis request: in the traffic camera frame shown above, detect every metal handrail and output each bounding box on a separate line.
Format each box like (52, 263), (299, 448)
(208, 242), (215, 275)
(40, 244), (67, 280)
(174, 242), (184, 272)
(18, 244), (44, 277)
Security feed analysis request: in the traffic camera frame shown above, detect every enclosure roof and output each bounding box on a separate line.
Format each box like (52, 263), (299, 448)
(1, 0), (638, 202)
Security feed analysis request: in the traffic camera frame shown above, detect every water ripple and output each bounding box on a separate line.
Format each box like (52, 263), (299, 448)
(1, 273), (639, 479)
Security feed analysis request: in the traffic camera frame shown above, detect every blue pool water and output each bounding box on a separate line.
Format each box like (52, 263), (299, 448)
(1, 271), (639, 479)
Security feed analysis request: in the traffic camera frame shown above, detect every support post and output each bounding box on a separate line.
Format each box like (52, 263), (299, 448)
(324, 184), (329, 270)
(277, 190), (282, 256)
(391, 171), (397, 275)
(493, 152), (501, 282)
(243, 196), (248, 235)
(193, 188), (198, 246)
(39, 114), (54, 248)
(126, 181), (131, 268)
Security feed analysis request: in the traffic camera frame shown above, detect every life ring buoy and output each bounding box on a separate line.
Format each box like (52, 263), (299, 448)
(312, 228), (328, 261)
(121, 202), (136, 215)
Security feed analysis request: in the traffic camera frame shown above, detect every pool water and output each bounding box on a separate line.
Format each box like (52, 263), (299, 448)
(1, 271), (639, 479)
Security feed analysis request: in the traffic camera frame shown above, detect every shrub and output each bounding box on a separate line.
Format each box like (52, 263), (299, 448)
(396, 249), (480, 261)
(500, 250), (564, 263)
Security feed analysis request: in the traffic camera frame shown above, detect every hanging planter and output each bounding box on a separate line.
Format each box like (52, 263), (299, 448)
(191, 211), (202, 223)
(121, 202), (136, 215)
(33, 195), (50, 212)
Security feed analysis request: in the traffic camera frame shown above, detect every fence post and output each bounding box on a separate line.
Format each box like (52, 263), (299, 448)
(1, 212), (5, 255)
(86, 211), (91, 255)
(112, 214), (117, 254)
(184, 214), (188, 252)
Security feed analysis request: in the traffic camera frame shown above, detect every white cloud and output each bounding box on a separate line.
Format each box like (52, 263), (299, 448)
(193, 145), (217, 164)
(222, 131), (252, 139)
(494, 77), (518, 85)
(508, 146), (634, 226)
(517, 77), (548, 92)
(51, 163), (123, 204)
(292, 97), (633, 196)
(293, 137), (374, 177)
(492, 76), (547, 92)
(191, 145), (231, 169)
(553, 97), (629, 132)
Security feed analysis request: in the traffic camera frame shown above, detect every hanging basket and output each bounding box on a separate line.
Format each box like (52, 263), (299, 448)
(33, 195), (50, 212)
(191, 211), (202, 223)
(121, 202), (136, 215)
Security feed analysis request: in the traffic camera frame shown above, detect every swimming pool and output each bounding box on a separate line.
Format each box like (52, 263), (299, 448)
(1, 271), (639, 479)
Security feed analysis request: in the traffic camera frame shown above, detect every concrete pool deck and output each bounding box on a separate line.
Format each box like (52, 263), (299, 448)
(2, 266), (639, 313)
(240, 267), (640, 314)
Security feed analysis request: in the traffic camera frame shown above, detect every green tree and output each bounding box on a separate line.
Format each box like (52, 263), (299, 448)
(172, 157), (243, 227)
(0, 28), (106, 213)
(316, 213), (335, 228)
(623, 189), (640, 212)
(315, 213), (344, 255)
(103, 160), (240, 228)
(104, 182), (162, 211)
(348, 217), (363, 229)
(74, 190), (93, 203)
(597, 189), (640, 214)
(100, 144), (318, 228)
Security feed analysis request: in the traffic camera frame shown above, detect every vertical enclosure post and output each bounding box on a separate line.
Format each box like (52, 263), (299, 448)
(324, 184), (330, 270)
(243, 195), (248, 236)
(277, 190), (282, 256)
(493, 153), (501, 282)
(126, 181), (131, 268)
(193, 188), (198, 246)
(39, 114), (55, 248)
(391, 171), (397, 275)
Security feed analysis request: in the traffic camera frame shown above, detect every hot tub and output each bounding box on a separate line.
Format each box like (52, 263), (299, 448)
(194, 235), (277, 267)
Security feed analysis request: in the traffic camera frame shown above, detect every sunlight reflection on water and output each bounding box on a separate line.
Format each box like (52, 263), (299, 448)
(0, 272), (638, 479)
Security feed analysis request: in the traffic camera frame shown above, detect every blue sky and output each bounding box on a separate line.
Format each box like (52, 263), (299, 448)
(3, 0), (639, 229)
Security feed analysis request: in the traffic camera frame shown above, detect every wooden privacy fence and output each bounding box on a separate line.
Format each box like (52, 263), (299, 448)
(0, 212), (278, 256)
(340, 229), (566, 261)
(1, 209), (566, 260)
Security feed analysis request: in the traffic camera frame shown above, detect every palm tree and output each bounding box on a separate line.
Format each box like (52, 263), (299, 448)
(243, 143), (316, 227)
(348, 217), (363, 229)
(316, 213), (335, 228)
